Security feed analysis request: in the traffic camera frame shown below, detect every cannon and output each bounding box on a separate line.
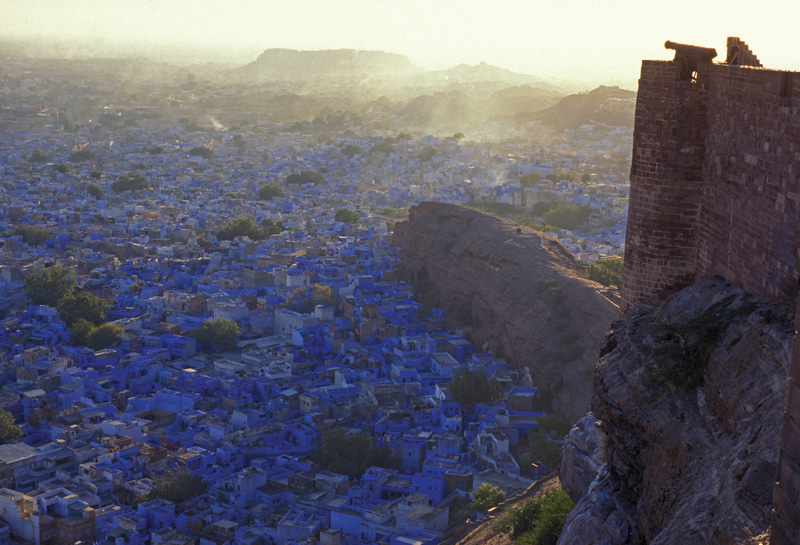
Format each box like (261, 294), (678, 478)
(665, 41), (718, 81)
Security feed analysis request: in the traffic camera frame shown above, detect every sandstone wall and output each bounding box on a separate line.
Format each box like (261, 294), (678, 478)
(622, 57), (800, 543)
(621, 61), (707, 314)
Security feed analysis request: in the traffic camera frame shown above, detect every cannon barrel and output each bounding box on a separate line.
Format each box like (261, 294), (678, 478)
(664, 41), (718, 61)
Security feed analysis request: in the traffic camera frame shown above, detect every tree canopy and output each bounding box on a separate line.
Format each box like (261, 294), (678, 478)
(542, 204), (592, 230)
(334, 208), (360, 224)
(86, 182), (103, 199)
(258, 182), (284, 200)
(283, 284), (334, 313)
(68, 149), (96, 163)
(286, 170), (324, 185)
(137, 467), (208, 504)
(29, 149), (47, 163)
(341, 144), (362, 157)
(112, 173), (150, 193)
(69, 319), (94, 347)
(500, 489), (574, 545)
(24, 266), (76, 307)
(218, 217), (264, 241)
(188, 318), (239, 353)
(15, 225), (51, 246)
(449, 368), (502, 407)
(189, 146), (213, 159)
(86, 323), (123, 350)
(57, 291), (108, 327)
(519, 172), (542, 187)
(417, 146), (437, 161)
(471, 483), (505, 512)
(314, 428), (395, 478)
(0, 409), (22, 444)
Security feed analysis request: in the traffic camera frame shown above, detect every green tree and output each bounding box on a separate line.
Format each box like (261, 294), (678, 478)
(528, 429), (561, 469)
(334, 208), (360, 224)
(138, 467), (208, 504)
(89, 170), (102, 180)
(341, 144), (362, 157)
(587, 258), (623, 289)
(68, 149), (96, 162)
(370, 141), (394, 155)
(449, 368), (502, 408)
(286, 170), (324, 185)
(218, 217), (263, 240)
(315, 428), (395, 478)
(57, 291), (108, 327)
(581, 173), (591, 184)
(69, 318), (94, 346)
(112, 173), (150, 193)
(24, 266), (76, 307)
(29, 149), (47, 163)
(188, 318), (239, 353)
(501, 489), (574, 545)
(258, 183), (284, 200)
(261, 218), (284, 236)
(542, 204), (592, 230)
(86, 323), (123, 349)
(471, 483), (505, 512)
(55, 163), (73, 174)
(519, 172), (542, 187)
(0, 409), (22, 443)
(15, 225), (51, 246)
(86, 182), (103, 199)
(417, 146), (437, 161)
(189, 146), (213, 159)
(283, 284), (334, 313)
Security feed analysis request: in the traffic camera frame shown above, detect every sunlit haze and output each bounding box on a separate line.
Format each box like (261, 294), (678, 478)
(2, 0), (798, 89)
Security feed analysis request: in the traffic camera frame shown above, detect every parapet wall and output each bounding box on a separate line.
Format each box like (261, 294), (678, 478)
(623, 60), (800, 313)
(622, 55), (800, 545)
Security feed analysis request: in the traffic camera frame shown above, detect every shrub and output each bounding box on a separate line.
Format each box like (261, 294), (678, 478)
(187, 318), (239, 353)
(449, 368), (502, 407)
(501, 489), (574, 545)
(15, 225), (51, 246)
(68, 149), (96, 162)
(471, 483), (505, 512)
(334, 208), (360, 224)
(587, 258), (623, 289)
(112, 173), (150, 193)
(86, 323), (123, 349)
(258, 182), (284, 200)
(286, 170), (324, 185)
(645, 301), (757, 390)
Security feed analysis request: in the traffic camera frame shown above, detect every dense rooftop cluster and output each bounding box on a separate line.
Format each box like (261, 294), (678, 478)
(0, 75), (631, 544)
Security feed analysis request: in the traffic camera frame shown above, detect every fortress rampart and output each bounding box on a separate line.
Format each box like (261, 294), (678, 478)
(622, 46), (800, 544)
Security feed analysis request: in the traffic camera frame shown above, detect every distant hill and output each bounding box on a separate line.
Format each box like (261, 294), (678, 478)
(408, 62), (560, 92)
(237, 48), (419, 80)
(522, 85), (636, 129)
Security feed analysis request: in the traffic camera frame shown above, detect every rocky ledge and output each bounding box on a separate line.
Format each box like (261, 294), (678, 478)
(393, 202), (618, 422)
(559, 277), (793, 544)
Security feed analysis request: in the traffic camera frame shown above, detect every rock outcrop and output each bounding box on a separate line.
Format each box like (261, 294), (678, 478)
(560, 413), (605, 501)
(559, 277), (793, 544)
(393, 202), (618, 422)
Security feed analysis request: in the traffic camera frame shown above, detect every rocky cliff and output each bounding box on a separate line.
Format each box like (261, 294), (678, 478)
(558, 277), (792, 544)
(393, 202), (618, 422)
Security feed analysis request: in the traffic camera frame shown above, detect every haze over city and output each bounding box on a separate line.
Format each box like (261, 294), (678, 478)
(3, 0), (800, 88)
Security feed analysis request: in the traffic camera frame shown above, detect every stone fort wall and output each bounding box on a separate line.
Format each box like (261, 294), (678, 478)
(622, 56), (800, 544)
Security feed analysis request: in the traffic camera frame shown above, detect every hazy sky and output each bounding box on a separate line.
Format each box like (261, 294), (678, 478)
(2, 0), (798, 88)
